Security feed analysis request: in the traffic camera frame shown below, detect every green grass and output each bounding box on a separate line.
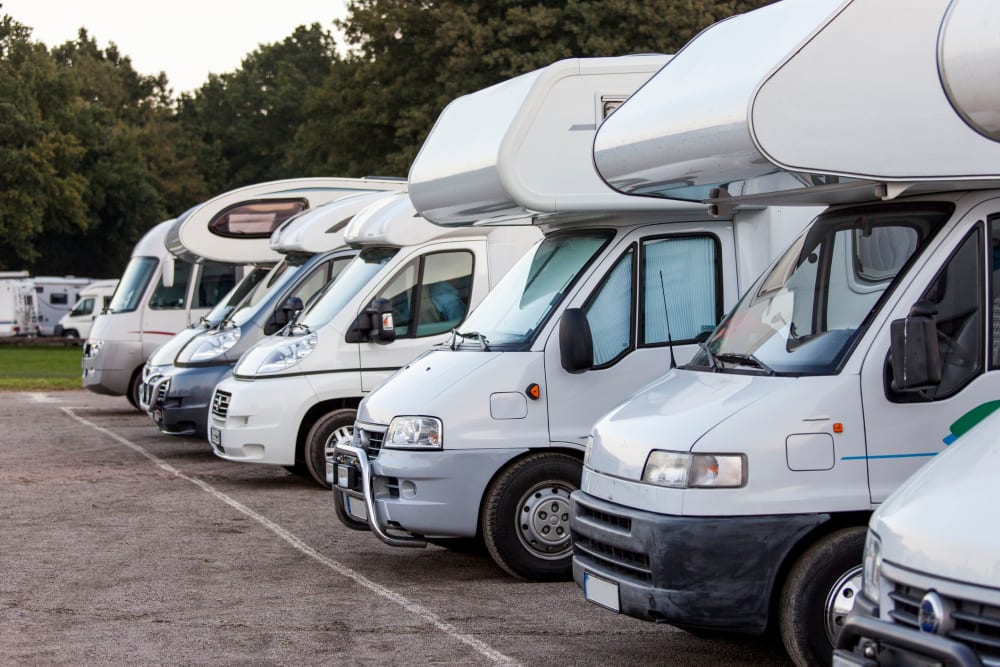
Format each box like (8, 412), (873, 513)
(0, 345), (83, 391)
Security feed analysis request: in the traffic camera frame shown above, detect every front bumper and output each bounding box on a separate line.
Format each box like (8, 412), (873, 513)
(332, 429), (525, 544)
(570, 490), (828, 633)
(81, 340), (139, 396)
(207, 375), (310, 466)
(142, 364), (232, 438)
(833, 596), (984, 667)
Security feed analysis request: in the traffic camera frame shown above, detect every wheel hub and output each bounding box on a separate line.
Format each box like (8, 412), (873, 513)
(516, 483), (573, 559)
(324, 425), (354, 458)
(825, 565), (863, 645)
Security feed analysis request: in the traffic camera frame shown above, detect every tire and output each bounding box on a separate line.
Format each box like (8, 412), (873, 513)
(63, 329), (79, 339)
(283, 464), (310, 477)
(779, 527), (866, 667)
(481, 452), (581, 582)
(303, 408), (356, 489)
(126, 368), (143, 411)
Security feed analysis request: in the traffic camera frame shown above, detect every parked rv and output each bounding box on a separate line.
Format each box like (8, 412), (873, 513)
(834, 404), (1000, 666)
(570, 1), (1000, 666)
(328, 55), (819, 581)
(207, 191), (541, 487)
(32, 276), (93, 335)
(0, 272), (36, 337)
(55, 279), (118, 340)
(140, 187), (402, 438)
(84, 177), (396, 408)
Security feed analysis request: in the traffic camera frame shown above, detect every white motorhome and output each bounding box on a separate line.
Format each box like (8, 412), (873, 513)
(328, 56), (819, 581)
(834, 405), (1000, 667)
(207, 191), (541, 487)
(55, 279), (118, 340)
(0, 272), (36, 337)
(140, 188), (401, 438)
(570, 1), (1000, 666)
(32, 276), (93, 335)
(84, 177), (397, 408)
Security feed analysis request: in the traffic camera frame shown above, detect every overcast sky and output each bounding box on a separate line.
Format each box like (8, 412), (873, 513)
(3, 0), (350, 94)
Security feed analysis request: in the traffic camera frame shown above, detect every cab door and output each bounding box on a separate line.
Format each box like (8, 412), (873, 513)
(545, 223), (735, 447)
(861, 200), (1000, 503)
(359, 241), (486, 391)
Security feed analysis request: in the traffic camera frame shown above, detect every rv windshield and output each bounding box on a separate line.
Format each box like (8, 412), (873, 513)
(295, 247), (399, 331)
(691, 203), (951, 376)
(226, 259), (300, 327)
(458, 232), (613, 348)
(108, 257), (158, 313)
(204, 265), (271, 326)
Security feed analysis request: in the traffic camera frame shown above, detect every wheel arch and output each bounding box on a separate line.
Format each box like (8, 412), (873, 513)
(765, 510), (873, 632)
(295, 397), (363, 464)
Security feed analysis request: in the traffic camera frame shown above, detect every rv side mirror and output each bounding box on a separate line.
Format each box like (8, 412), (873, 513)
(559, 308), (593, 373)
(161, 256), (175, 288)
(345, 298), (396, 344)
(889, 300), (942, 391)
(267, 296), (305, 334)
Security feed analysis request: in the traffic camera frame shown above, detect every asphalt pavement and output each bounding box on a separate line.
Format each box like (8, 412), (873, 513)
(0, 391), (792, 666)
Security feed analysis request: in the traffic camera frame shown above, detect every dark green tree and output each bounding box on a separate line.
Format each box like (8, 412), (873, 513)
(290, 0), (775, 177)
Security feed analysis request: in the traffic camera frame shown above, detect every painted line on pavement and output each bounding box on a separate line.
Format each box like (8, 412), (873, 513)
(63, 406), (520, 666)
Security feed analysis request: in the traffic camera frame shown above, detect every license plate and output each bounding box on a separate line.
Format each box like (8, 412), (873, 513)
(209, 427), (221, 447)
(346, 495), (368, 521)
(583, 571), (620, 612)
(831, 651), (868, 667)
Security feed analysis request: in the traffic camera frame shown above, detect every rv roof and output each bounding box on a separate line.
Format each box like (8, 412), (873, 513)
(133, 219), (176, 258)
(166, 177), (405, 264)
(409, 55), (705, 226)
(270, 190), (398, 255)
(595, 0), (1000, 207)
(344, 192), (533, 247)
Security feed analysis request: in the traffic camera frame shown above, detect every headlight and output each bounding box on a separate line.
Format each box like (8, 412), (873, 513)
(185, 328), (241, 363)
(84, 339), (104, 358)
(862, 531), (882, 603)
(385, 416), (442, 449)
(641, 450), (746, 488)
(255, 333), (317, 374)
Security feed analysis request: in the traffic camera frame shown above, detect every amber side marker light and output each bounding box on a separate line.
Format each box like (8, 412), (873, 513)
(833, 423), (844, 434)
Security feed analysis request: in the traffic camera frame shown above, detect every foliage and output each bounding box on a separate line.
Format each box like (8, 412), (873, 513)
(0, 0), (775, 276)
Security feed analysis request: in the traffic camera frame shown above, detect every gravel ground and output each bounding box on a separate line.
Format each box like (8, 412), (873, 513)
(0, 390), (792, 666)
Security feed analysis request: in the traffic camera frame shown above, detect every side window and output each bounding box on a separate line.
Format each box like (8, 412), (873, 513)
(921, 227), (984, 399)
(150, 262), (192, 310)
(291, 258), (345, 310)
(377, 251), (475, 339)
(72, 298), (95, 317)
(50, 293), (69, 306)
(194, 262), (238, 309)
(642, 236), (720, 345)
(584, 248), (634, 366)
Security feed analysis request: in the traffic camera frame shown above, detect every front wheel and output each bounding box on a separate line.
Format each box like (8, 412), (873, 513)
(779, 527), (866, 667)
(303, 409), (356, 488)
(481, 452), (581, 582)
(126, 368), (143, 411)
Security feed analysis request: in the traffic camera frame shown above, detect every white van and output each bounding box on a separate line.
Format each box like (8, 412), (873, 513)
(84, 177), (398, 408)
(834, 405), (1000, 666)
(32, 276), (93, 335)
(0, 272), (36, 337)
(328, 56), (819, 580)
(140, 188), (401, 438)
(207, 191), (541, 487)
(570, 2), (1000, 666)
(56, 279), (118, 340)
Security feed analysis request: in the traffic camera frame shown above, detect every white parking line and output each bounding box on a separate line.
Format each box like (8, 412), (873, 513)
(63, 407), (521, 666)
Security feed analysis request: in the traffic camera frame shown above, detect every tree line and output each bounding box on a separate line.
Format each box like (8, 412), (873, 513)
(0, 0), (771, 278)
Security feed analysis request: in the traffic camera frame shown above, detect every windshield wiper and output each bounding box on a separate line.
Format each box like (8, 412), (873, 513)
(715, 352), (776, 376)
(697, 342), (718, 372)
(450, 329), (490, 351)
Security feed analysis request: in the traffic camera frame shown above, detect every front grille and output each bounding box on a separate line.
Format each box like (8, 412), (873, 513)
(211, 390), (231, 419)
(572, 534), (652, 583)
(353, 423), (386, 459)
(886, 576), (1000, 665)
(156, 377), (170, 404)
(577, 502), (632, 532)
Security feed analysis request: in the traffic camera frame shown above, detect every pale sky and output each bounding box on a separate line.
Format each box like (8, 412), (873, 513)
(3, 0), (351, 95)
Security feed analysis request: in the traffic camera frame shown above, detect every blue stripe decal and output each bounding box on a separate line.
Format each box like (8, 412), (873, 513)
(841, 452), (939, 461)
(942, 433), (958, 445)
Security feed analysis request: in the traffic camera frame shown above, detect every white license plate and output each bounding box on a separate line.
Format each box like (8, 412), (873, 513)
(209, 427), (221, 447)
(583, 571), (620, 612)
(346, 495), (368, 521)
